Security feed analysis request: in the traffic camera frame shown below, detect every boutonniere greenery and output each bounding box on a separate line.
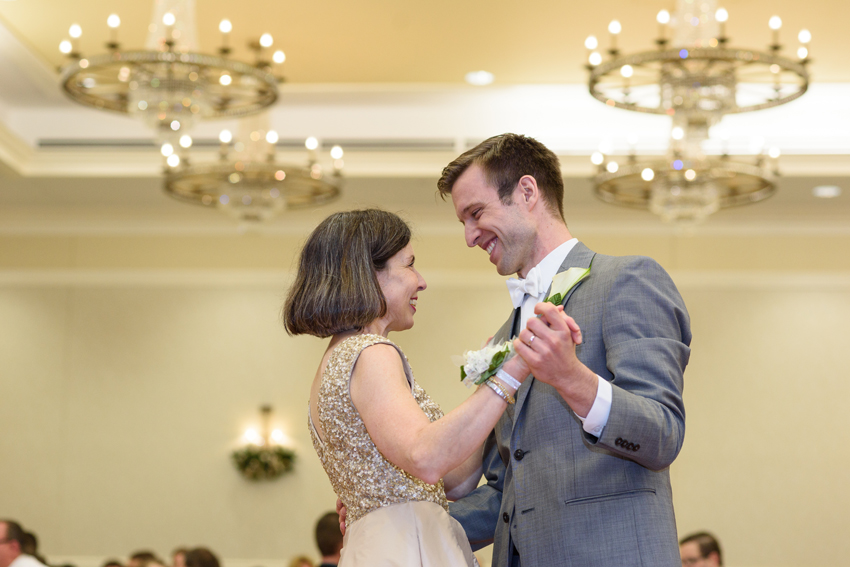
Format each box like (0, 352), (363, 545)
(453, 340), (515, 388)
(544, 266), (591, 306)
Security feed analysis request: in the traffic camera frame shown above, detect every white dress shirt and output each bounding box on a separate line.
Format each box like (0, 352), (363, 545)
(510, 238), (612, 437)
(11, 556), (48, 567)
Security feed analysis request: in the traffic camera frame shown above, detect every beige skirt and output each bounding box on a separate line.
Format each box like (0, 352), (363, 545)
(340, 501), (479, 567)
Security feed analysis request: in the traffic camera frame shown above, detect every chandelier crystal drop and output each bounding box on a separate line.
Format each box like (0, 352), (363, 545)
(58, 0), (282, 138)
(585, 0), (810, 223)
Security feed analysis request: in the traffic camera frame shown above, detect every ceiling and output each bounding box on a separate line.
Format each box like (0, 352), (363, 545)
(0, 0), (848, 234)
(1, 0), (849, 85)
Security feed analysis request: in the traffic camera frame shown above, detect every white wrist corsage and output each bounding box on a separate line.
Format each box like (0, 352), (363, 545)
(453, 340), (515, 388)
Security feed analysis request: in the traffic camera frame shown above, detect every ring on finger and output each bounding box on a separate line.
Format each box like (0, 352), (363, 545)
(528, 334), (535, 346)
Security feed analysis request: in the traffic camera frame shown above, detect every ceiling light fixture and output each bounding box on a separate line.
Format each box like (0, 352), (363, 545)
(57, 0), (282, 138)
(585, 0), (810, 223)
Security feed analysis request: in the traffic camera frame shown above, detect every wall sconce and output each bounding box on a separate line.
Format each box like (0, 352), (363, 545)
(231, 405), (295, 481)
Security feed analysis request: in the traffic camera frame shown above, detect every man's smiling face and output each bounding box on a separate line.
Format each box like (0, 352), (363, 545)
(451, 164), (537, 278)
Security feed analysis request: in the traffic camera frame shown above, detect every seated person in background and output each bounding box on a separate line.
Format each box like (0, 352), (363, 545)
(679, 532), (723, 567)
(127, 552), (164, 567)
(0, 520), (48, 567)
(20, 532), (47, 566)
(314, 512), (341, 567)
(170, 549), (187, 567)
(286, 557), (313, 567)
(184, 548), (219, 567)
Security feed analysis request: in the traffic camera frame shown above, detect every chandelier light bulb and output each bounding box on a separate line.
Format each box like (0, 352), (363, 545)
(769, 16), (782, 30)
(266, 130), (279, 144)
(219, 19), (232, 33)
(330, 145), (344, 159)
(584, 35), (598, 50)
(59, 40), (72, 54)
(656, 10), (670, 25)
(162, 12), (176, 27)
(641, 168), (655, 181)
(305, 136), (319, 150)
(107, 14), (121, 28)
(69, 24), (82, 38)
(167, 154), (180, 167)
(768, 147), (781, 159)
(170, 120), (180, 131)
(797, 47), (809, 59)
(684, 169), (697, 181)
(590, 151), (604, 165)
(219, 129), (233, 144)
(715, 8), (729, 23)
(798, 29), (811, 44)
(608, 20), (622, 35)
(620, 65), (634, 78)
(606, 161), (619, 173)
(271, 429), (285, 444)
(671, 126), (684, 140)
(179, 135), (192, 148)
(243, 428), (262, 445)
(161, 143), (174, 157)
(273, 50), (286, 64)
(219, 73), (232, 86)
(588, 52), (602, 66)
(260, 33), (274, 48)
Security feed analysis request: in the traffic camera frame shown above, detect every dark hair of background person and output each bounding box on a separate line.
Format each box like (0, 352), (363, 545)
(20, 531), (47, 565)
(101, 559), (124, 567)
(129, 552), (159, 564)
(0, 520), (24, 546)
(184, 548), (220, 567)
(680, 531), (723, 566)
(436, 133), (566, 221)
(283, 209), (412, 338)
(314, 511), (343, 557)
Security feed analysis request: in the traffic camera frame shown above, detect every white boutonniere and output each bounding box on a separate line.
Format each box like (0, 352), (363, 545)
(544, 266), (591, 306)
(452, 340), (515, 388)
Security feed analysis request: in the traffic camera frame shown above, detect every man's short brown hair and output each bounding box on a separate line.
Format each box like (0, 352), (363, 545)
(680, 532), (723, 566)
(283, 209), (412, 338)
(437, 133), (565, 220)
(314, 511), (343, 557)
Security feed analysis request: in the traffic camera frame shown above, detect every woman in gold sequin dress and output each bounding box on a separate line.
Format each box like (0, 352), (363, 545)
(284, 210), (530, 567)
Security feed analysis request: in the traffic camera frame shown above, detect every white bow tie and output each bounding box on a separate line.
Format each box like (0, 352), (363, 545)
(506, 266), (546, 309)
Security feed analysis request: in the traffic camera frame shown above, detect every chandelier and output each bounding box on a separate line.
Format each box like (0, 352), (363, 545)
(162, 113), (344, 222)
(57, 0), (282, 138)
(584, 0), (810, 222)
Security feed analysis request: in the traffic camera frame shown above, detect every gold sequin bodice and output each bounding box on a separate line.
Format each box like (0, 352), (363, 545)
(308, 334), (449, 525)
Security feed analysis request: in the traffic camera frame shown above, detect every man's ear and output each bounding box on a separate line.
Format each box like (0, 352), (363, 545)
(517, 175), (538, 207)
(707, 551), (721, 567)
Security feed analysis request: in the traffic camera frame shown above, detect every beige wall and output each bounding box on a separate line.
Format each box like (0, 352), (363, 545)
(2, 229), (850, 567)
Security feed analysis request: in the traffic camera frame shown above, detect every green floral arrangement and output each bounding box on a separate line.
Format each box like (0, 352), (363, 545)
(231, 445), (295, 480)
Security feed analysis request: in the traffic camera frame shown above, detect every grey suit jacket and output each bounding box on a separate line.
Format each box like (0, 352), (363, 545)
(450, 242), (691, 567)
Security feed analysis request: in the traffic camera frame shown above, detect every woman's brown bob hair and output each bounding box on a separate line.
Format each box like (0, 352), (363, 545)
(283, 209), (412, 337)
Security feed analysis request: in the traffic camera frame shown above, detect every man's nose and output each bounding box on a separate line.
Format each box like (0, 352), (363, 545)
(464, 223), (478, 248)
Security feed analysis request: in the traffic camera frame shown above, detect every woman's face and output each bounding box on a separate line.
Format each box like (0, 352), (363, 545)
(375, 243), (426, 334)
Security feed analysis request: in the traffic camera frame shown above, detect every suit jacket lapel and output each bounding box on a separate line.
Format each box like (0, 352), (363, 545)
(512, 242), (597, 432)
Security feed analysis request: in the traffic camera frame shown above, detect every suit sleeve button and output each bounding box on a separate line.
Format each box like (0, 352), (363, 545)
(503, 512), (510, 523)
(513, 449), (525, 461)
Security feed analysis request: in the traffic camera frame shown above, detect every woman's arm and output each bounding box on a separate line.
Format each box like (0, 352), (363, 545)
(443, 444), (485, 500)
(350, 343), (528, 486)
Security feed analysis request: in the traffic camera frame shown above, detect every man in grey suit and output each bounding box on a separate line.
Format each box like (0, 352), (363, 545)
(438, 133), (692, 567)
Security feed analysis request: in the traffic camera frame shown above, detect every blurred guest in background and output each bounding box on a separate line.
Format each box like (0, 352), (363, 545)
(0, 520), (47, 567)
(127, 552), (163, 567)
(314, 512), (341, 567)
(286, 557), (313, 567)
(184, 548), (219, 567)
(170, 549), (187, 567)
(101, 559), (123, 567)
(679, 532), (722, 567)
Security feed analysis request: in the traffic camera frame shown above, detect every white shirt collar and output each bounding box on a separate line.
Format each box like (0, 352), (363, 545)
(527, 238), (578, 300)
